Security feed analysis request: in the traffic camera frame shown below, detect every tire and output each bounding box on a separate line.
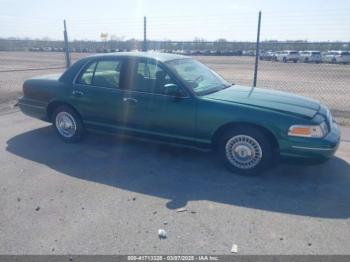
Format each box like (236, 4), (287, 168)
(218, 127), (277, 175)
(283, 57), (287, 63)
(293, 59), (297, 63)
(332, 58), (337, 64)
(304, 58), (309, 63)
(52, 105), (84, 143)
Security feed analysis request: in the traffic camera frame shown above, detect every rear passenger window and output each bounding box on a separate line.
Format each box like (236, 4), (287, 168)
(76, 60), (122, 89)
(92, 60), (122, 88)
(77, 62), (96, 85)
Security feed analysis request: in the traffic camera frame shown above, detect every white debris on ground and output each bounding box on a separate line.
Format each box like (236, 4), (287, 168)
(158, 229), (167, 239)
(231, 243), (238, 253)
(176, 208), (187, 213)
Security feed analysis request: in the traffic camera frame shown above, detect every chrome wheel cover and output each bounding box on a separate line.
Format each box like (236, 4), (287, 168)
(225, 135), (262, 169)
(55, 112), (77, 138)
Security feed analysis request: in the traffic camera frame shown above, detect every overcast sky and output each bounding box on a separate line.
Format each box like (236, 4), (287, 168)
(0, 0), (349, 41)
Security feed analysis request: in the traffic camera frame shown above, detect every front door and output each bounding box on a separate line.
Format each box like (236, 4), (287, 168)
(120, 57), (196, 140)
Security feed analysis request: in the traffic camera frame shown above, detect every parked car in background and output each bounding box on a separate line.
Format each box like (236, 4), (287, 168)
(29, 47), (41, 52)
(42, 47), (52, 52)
(232, 50), (243, 56)
(200, 50), (211, 55)
(275, 50), (300, 63)
(18, 52), (340, 175)
(299, 51), (322, 63)
(322, 51), (350, 64)
(259, 51), (276, 61)
(242, 50), (255, 56)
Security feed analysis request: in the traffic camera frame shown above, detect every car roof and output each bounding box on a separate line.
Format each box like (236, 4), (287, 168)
(87, 51), (189, 63)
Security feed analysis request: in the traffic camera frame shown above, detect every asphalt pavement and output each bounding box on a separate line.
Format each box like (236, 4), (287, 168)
(0, 109), (349, 254)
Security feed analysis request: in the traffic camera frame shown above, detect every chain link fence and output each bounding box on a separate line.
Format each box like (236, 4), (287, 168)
(257, 43), (350, 124)
(0, 11), (349, 124)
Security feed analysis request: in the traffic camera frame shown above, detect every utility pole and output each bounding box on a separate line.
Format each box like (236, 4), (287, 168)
(143, 16), (147, 51)
(253, 11), (261, 88)
(63, 19), (71, 68)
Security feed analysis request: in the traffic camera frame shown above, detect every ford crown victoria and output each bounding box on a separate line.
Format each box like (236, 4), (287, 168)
(18, 52), (340, 174)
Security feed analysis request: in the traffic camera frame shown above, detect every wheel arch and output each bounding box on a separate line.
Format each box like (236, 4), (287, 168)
(211, 121), (280, 152)
(46, 100), (82, 122)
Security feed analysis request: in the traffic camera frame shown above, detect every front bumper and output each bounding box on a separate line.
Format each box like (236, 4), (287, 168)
(307, 57), (321, 62)
(281, 122), (340, 161)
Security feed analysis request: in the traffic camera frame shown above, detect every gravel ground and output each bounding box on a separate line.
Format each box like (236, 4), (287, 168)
(0, 110), (349, 254)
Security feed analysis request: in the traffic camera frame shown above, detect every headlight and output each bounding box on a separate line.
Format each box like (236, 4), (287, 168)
(288, 122), (328, 138)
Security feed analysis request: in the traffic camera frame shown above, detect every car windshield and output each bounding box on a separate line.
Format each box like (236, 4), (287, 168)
(165, 58), (231, 95)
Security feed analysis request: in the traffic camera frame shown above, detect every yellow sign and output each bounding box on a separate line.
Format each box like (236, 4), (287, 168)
(100, 33), (108, 40)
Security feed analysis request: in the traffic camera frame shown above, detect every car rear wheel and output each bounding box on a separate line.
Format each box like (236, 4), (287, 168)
(283, 57), (287, 63)
(218, 127), (277, 175)
(53, 106), (84, 143)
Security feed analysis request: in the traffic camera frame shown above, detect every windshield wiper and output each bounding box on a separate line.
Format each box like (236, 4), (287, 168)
(223, 84), (233, 89)
(198, 84), (233, 96)
(202, 87), (225, 95)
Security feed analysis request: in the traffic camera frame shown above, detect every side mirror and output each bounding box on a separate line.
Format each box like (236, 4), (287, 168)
(164, 83), (183, 97)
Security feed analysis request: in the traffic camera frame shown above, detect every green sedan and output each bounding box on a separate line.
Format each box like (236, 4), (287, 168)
(18, 52), (340, 174)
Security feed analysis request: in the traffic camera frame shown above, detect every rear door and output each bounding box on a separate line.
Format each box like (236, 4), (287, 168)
(119, 57), (196, 139)
(69, 57), (126, 128)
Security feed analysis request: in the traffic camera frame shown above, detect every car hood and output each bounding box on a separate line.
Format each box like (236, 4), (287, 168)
(203, 85), (320, 119)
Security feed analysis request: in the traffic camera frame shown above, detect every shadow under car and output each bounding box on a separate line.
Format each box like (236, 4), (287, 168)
(6, 126), (350, 219)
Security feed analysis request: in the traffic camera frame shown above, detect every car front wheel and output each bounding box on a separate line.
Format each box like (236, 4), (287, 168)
(218, 127), (277, 175)
(53, 106), (84, 143)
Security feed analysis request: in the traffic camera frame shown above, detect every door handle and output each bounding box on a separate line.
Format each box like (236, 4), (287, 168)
(123, 97), (138, 104)
(72, 90), (84, 97)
